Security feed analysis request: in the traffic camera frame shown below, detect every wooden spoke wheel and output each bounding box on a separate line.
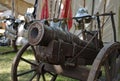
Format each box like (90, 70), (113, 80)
(11, 43), (57, 81)
(87, 42), (120, 81)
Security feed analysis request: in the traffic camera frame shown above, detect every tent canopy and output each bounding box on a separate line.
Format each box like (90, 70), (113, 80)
(35, 0), (120, 42)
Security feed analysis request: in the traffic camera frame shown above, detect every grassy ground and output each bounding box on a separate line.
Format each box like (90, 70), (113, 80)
(0, 46), (15, 81)
(0, 46), (78, 81)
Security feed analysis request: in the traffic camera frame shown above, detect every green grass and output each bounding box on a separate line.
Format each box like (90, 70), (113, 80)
(0, 46), (78, 81)
(0, 50), (15, 81)
(0, 46), (14, 53)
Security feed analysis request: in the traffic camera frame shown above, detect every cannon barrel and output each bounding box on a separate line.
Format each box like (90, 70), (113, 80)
(28, 21), (94, 48)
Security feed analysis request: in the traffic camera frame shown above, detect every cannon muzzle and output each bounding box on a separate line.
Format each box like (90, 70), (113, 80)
(28, 21), (44, 45)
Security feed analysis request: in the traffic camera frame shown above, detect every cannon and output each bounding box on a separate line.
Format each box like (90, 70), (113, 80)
(27, 20), (102, 65)
(11, 12), (120, 81)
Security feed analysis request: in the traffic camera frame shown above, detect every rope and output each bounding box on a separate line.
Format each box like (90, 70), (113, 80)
(70, 30), (99, 63)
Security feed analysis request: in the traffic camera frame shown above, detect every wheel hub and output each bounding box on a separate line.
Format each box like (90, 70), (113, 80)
(31, 62), (45, 74)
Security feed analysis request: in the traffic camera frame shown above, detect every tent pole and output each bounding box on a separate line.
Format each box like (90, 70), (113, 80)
(83, 0), (86, 8)
(91, 0), (95, 15)
(90, 0), (95, 31)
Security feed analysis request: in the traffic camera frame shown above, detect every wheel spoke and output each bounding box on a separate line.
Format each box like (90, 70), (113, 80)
(29, 72), (37, 81)
(42, 73), (46, 81)
(31, 46), (38, 61)
(110, 51), (117, 79)
(104, 58), (111, 81)
(36, 73), (41, 81)
(21, 57), (38, 66)
(46, 71), (55, 76)
(115, 55), (120, 81)
(17, 68), (36, 76)
(116, 55), (120, 71)
(50, 74), (57, 81)
(12, 42), (59, 81)
(46, 71), (57, 81)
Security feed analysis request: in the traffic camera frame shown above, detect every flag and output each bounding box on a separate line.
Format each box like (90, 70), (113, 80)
(61, 0), (72, 30)
(40, 0), (49, 19)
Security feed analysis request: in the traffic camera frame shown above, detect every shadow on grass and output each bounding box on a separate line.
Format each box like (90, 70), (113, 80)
(0, 46), (18, 55)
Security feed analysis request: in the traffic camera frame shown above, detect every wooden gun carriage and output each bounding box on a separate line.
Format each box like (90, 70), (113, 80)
(11, 12), (120, 81)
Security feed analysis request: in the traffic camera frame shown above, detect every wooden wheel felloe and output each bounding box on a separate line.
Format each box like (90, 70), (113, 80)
(11, 43), (57, 81)
(87, 42), (120, 81)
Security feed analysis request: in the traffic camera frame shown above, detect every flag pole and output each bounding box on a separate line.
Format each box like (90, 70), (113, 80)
(57, 0), (62, 18)
(11, 0), (15, 17)
(50, 0), (53, 18)
(67, 0), (72, 30)
(53, 0), (57, 18)
(33, 0), (38, 19)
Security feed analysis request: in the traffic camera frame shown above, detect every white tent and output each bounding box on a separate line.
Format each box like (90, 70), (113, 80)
(0, 10), (12, 17)
(71, 0), (120, 42)
(35, 0), (120, 42)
